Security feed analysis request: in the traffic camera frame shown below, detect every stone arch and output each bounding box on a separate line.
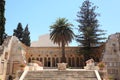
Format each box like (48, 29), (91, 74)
(47, 57), (51, 67)
(76, 57), (80, 67)
(68, 57), (72, 67)
(36, 58), (39, 61)
(28, 58), (31, 63)
(40, 58), (42, 62)
(32, 57), (35, 60)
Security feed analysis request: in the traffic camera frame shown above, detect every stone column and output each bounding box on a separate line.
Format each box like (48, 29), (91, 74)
(54, 58), (56, 67)
(75, 58), (77, 67)
(51, 57), (52, 67)
(46, 57), (47, 67)
(58, 57), (59, 63)
(71, 58), (72, 67)
(9, 60), (13, 75)
(43, 57), (44, 67)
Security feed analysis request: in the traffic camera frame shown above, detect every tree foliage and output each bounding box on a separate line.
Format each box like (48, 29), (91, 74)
(22, 24), (31, 46)
(76, 0), (106, 61)
(50, 18), (74, 62)
(13, 23), (31, 46)
(13, 23), (23, 42)
(0, 0), (6, 45)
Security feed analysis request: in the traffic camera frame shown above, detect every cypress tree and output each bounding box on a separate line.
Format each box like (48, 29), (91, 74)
(22, 24), (31, 46)
(0, 0), (6, 45)
(13, 23), (23, 42)
(76, 0), (106, 61)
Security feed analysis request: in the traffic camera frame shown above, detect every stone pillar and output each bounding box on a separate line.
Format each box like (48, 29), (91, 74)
(43, 57), (44, 67)
(70, 57), (72, 67)
(55, 58), (56, 67)
(51, 57), (52, 67)
(46, 57), (48, 67)
(10, 61), (13, 75)
(75, 58), (77, 67)
(58, 57), (60, 63)
(66, 57), (68, 64)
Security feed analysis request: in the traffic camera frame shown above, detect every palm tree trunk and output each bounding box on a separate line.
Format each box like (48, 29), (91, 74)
(61, 40), (66, 63)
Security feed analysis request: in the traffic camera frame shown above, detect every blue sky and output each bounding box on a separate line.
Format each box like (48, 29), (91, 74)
(5, 0), (120, 46)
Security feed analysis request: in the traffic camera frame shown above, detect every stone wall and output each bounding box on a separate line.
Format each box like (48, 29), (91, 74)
(102, 33), (120, 80)
(26, 47), (84, 67)
(0, 36), (26, 80)
(0, 35), (103, 80)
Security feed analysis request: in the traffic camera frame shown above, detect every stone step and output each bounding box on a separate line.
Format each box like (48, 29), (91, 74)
(24, 78), (97, 80)
(23, 69), (98, 80)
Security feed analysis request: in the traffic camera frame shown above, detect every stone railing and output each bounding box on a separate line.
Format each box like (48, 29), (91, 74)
(27, 63), (43, 71)
(95, 70), (102, 80)
(15, 63), (43, 80)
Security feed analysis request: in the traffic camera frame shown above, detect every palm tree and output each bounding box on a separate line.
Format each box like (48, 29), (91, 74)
(50, 18), (74, 62)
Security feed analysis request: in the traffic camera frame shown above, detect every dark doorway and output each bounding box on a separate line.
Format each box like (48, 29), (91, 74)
(48, 58), (51, 67)
(48, 61), (51, 67)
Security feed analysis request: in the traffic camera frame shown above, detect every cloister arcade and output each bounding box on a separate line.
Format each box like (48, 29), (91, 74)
(26, 47), (84, 68)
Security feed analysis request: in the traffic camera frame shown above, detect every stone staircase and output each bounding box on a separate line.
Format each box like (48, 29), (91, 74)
(23, 69), (98, 80)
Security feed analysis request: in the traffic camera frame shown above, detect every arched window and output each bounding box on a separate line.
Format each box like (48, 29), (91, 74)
(28, 58), (31, 63)
(68, 57), (71, 67)
(56, 58), (59, 66)
(48, 57), (51, 67)
(32, 57), (35, 60)
(76, 57), (79, 67)
(40, 58), (42, 62)
(52, 58), (55, 67)
(36, 58), (39, 61)
(5, 52), (8, 60)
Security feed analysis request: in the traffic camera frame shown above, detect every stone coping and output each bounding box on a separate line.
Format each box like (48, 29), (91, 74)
(28, 69), (96, 71)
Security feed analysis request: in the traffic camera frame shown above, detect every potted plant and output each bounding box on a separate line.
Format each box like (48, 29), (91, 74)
(97, 62), (105, 70)
(19, 64), (25, 71)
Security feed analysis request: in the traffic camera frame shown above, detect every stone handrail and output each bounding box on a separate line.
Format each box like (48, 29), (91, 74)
(94, 70), (101, 80)
(19, 66), (29, 80)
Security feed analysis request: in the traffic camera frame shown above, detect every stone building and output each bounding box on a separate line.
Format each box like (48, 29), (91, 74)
(102, 33), (120, 80)
(31, 34), (58, 47)
(0, 36), (84, 80)
(0, 36), (27, 80)
(0, 35), (103, 80)
(26, 47), (83, 68)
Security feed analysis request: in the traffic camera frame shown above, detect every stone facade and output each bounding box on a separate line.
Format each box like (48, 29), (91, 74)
(0, 36), (26, 80)
(0, 36), (84, 80)
(102, 33), (120, 80)
(26, 47), (83, 68)
(31, 34), (58, 47)
(0, 36), (103, 80)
